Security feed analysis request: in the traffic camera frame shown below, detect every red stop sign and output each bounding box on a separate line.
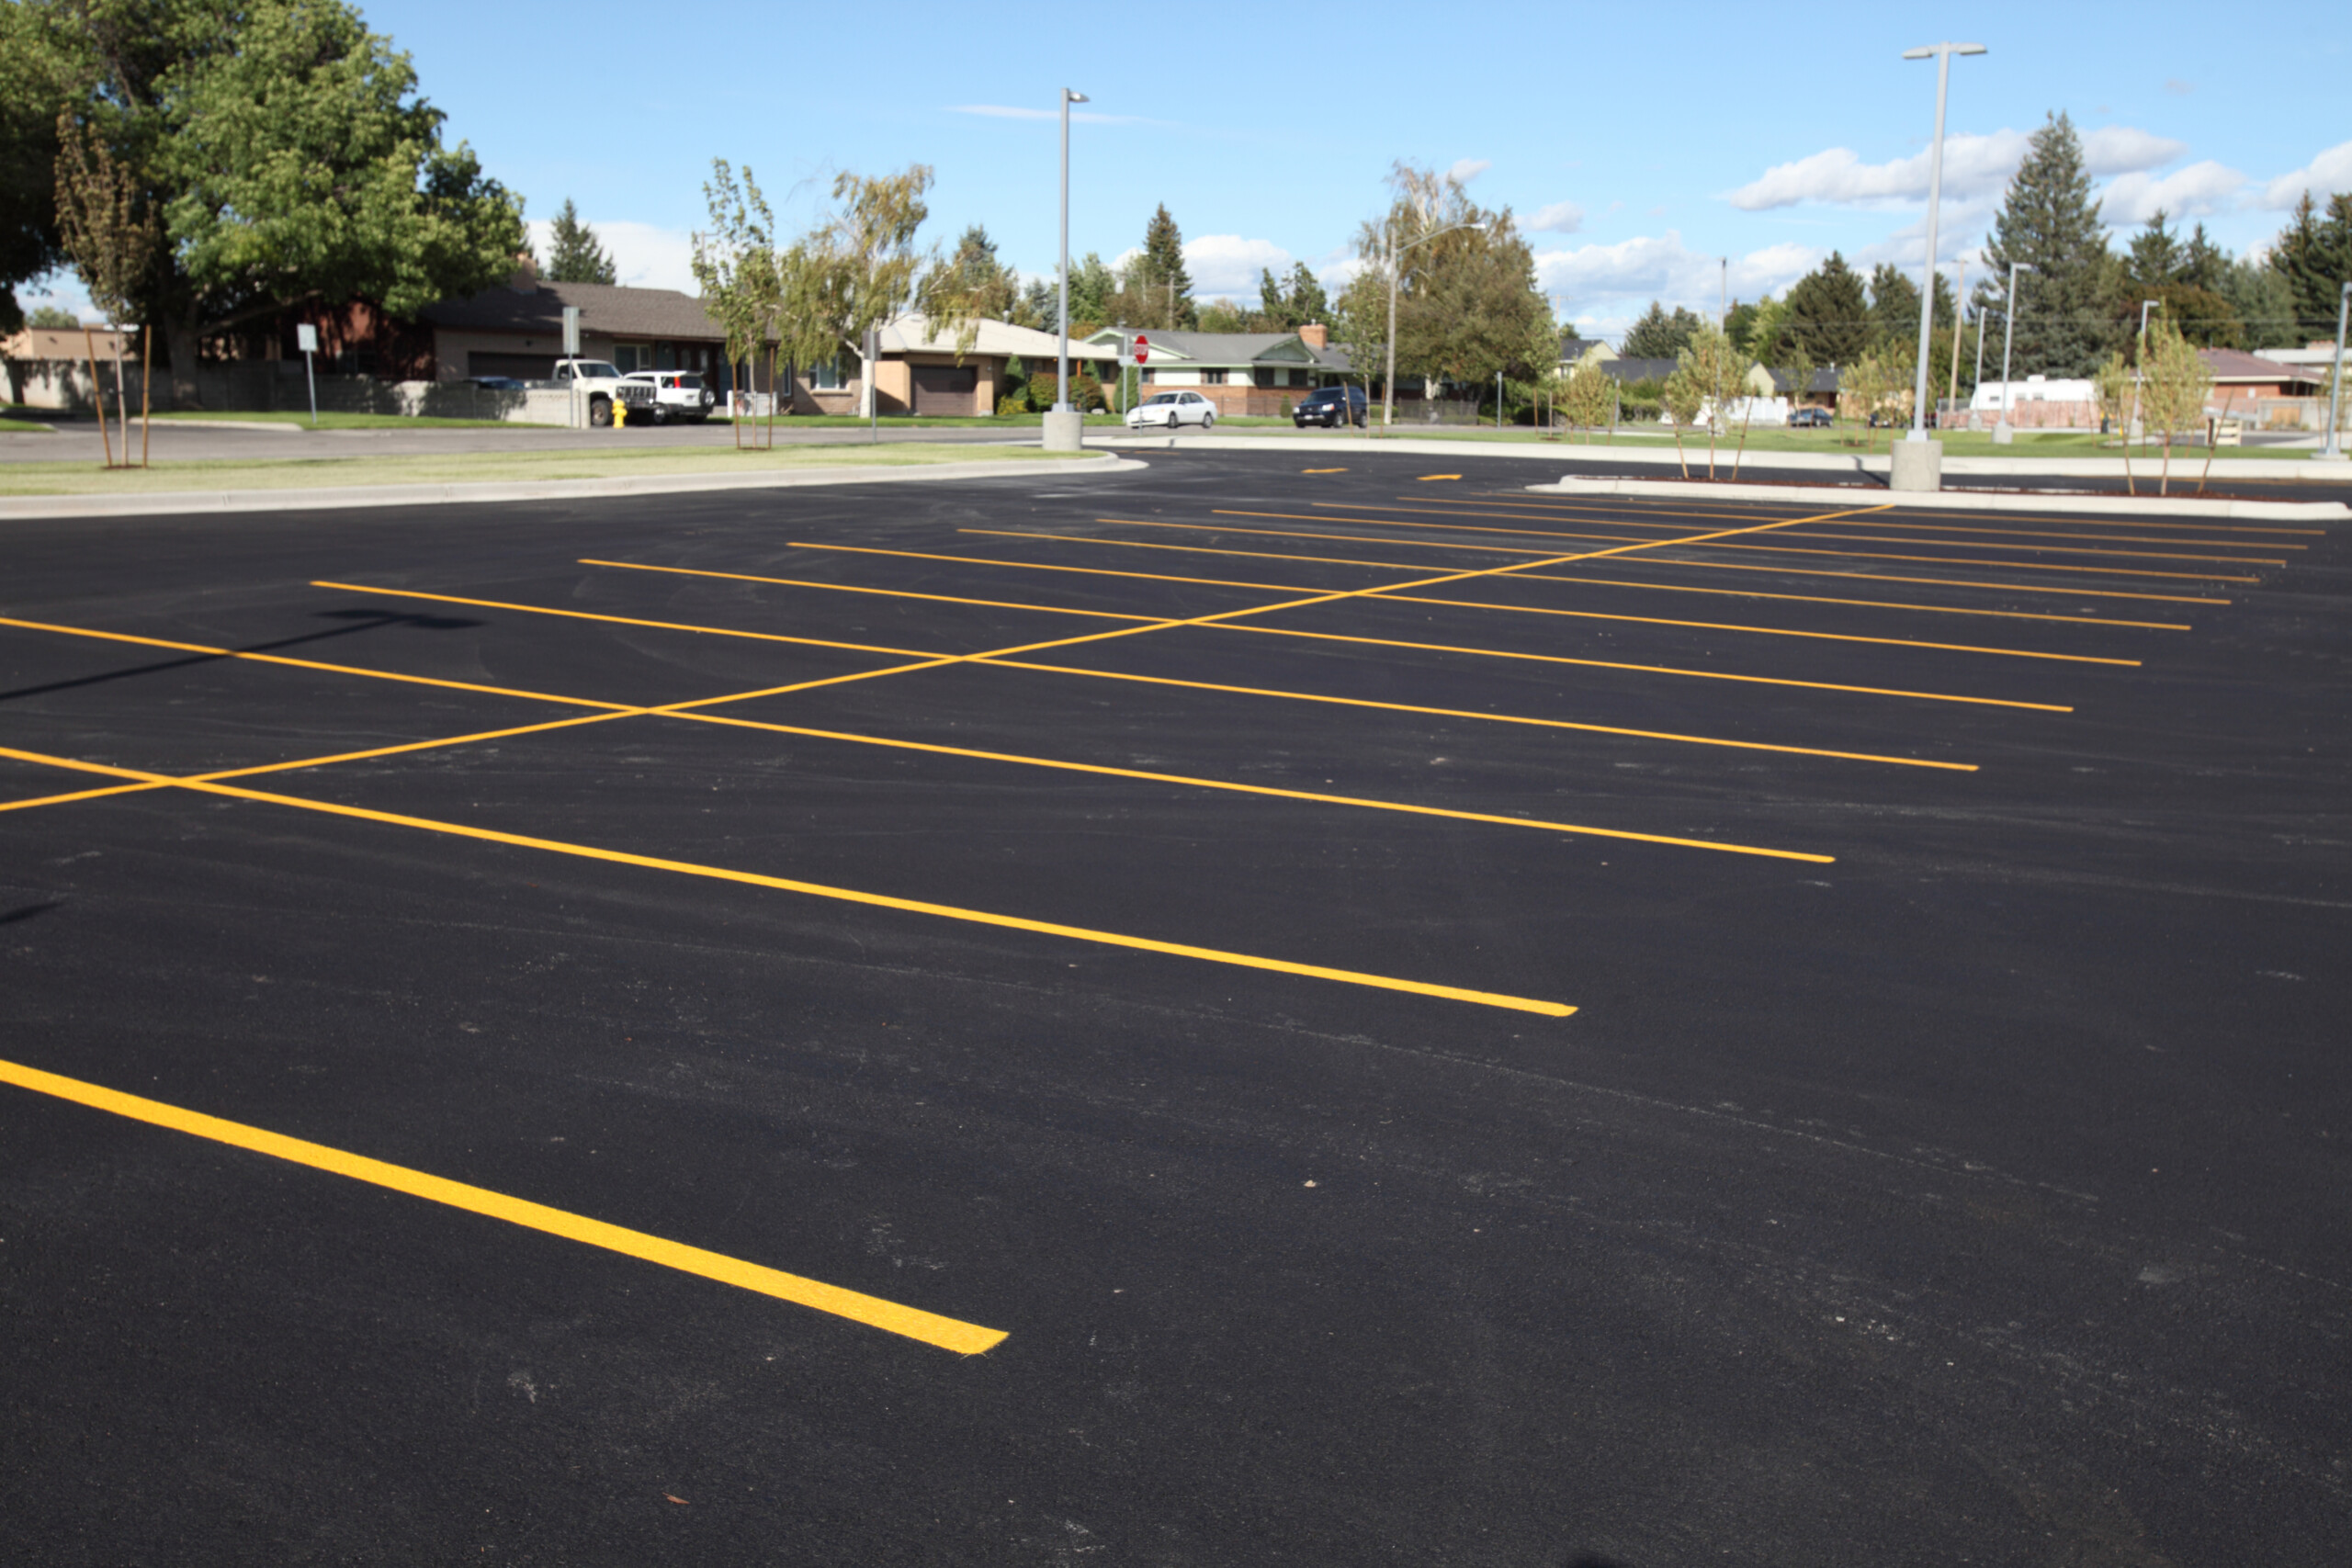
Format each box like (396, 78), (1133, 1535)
(1133, 333), (1149, 365)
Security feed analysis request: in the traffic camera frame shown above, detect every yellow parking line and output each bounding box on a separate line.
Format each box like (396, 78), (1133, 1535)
(1463, 493), (2325, 536)
(578, 559), (1165, 623)
(0, 744), (1579, 1017)
(0, 1055), (1009, 1355)
(790, 540), (2188, 629)
(1302, 468), (1348, 474)
(1203, 623), (2074, 710)
(306, 582), (944, 660)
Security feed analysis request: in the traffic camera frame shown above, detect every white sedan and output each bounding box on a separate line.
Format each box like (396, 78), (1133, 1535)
(1125, 389), (1217, 430)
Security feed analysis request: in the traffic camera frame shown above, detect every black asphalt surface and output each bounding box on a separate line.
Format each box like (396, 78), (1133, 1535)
(2, 449), (2346, 1565)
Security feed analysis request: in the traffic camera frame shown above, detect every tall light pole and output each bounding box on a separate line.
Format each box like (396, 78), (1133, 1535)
(1382, 217), (1476, 429)
(2324, 279), (2351, 460)
(1902, 42), (1984, 445)
(1996, 261), (2030, 443)
(1055, 87), (1088, 413)
(1945, 257), (1968, 416)
(1972, 303), (1989, 426)
(2130, 298), (2161, 441)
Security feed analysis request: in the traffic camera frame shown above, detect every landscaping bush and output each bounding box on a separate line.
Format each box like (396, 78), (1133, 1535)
(995, 392), (1029, 417)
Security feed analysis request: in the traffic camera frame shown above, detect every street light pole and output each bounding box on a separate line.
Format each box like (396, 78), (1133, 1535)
(1056, 87), (1088, 413)
(1996, 261), (2030, 443)
(1903, 42), (1984, 445)
(2131, 297), (2161, 441)
(2324, 279), (2351, 461)
(1381, 217), (1476, 429)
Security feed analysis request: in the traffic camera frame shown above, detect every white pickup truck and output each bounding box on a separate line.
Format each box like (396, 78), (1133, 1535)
(550, 357), (656, 427)
(622, 370), (718, 424)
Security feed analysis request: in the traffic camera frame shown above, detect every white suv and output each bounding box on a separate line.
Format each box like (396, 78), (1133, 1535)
(623, 371), (718, 424)
(1125, 390), (1216, 430)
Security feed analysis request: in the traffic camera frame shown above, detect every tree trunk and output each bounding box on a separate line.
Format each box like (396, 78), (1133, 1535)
(2159, 436), (2172, 497)
(160, 315), (205, 410)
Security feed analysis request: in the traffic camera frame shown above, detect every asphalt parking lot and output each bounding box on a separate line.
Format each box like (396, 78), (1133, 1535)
(3, 449), (2346, 1564)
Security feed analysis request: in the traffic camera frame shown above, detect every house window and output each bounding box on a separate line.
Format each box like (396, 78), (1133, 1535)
(1202, 368), (1227, 385)
(805, 356), (842, 389)
(654, 343), (677, 370)
(1139, 368), (1155, 384)
(613, 343), (651, 373)
(1253, 367), (1278, 388)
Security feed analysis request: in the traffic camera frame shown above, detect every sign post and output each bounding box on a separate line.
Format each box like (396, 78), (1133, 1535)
(561, 306), (582, 429)
(296, 323), (319, 428)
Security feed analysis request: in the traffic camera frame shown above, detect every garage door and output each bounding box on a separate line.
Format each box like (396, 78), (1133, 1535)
(911, 364), (979, 415)
(469, 351), (557, 380)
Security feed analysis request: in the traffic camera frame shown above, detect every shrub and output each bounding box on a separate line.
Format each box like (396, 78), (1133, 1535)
(995, 392), (1028, 417)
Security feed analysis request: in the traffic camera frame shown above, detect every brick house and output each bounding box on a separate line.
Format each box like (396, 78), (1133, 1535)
(419, 261), (771, 391)
(1080, 325), (1351, 416)
(793, 313), (1119, 416)
(2195, 347), (2325, 401)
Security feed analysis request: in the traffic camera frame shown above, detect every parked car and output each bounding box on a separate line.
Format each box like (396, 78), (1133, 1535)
(1294, 385), (1367, 428)
(550, 358), (655, 427)
(1125, 390), (1216, 431)
(1787, 405), (1831, 428)
(623, 370), (718, 424)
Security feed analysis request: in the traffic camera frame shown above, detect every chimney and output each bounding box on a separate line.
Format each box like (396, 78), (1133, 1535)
(508, 254), (540, 292)
(1297, 322), (1329, 349)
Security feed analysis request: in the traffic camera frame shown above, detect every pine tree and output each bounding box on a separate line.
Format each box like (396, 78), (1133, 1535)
(1784, 252), (1869, 366)
(546, 197), (616, 285)
(2268, 191), (2352, 341)
(2126, 210), (2183, 288)
(1138, 204), (1193, 329)
(1972, 113), (2114, 378)
(2223, 255), (2300, 350)
(1622, 299), (1702, 359)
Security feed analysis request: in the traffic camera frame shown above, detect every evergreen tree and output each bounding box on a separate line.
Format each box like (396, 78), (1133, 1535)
(2268, 191), (2352, 340)
(1972, 112), (2114, 378)
(2180, 222), (2227, 292)
(2125, 209), (2183, 288)
(2222, 254), (2300, 350)
(1136, 204), (1193, 328)
(1783, 252), (1869, 366)
(1621, 299), (1702, 359)
(545, 197), (616, 284)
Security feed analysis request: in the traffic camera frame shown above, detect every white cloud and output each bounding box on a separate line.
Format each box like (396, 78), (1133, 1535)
(1449, 158), (1491, 185)
(2163, 78), (2194, 96)
(1728, 125), (2186, 210)
(2098, 160), (2248, 225)
(946, 103), (1146, 126)
(1528, 201), (1584, 235)
(527, 218), (698, 294)
(1532, 231), (1817, 333)
(2259, 140), (2352, 209)
(1182, 234), (1294, 296)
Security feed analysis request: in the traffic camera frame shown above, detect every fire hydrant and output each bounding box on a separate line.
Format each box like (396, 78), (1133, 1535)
(613, 396), (628, 428)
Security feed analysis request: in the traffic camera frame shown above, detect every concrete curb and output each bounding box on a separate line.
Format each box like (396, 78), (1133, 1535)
(1100, 430), (2352, 483)
(0, 451), (1145, 522)
(1528, 474), (2351, 521)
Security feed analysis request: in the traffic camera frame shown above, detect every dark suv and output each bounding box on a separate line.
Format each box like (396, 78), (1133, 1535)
(1295, 385), (1367, 428)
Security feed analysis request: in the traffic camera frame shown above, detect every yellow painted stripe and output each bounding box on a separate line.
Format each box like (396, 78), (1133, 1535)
(620, 545), (2132, 665)
(1766, 529), (2286, 565)
(306, 582), (945, 660)
(0, 744), (1577, 1017)
(1781, 518), (2307, 548)
(0, 1055), (1008, 1355)
(675, 712), (1836, 862)
(976, 659), (1975, 770)
(0, 611), (1828, 862)
(578, 559), (1163, 624)
(1204, 623), (2074, 710)
(1301, 468), (1348, 473)
(1464, 492), (2326, 536)
(790, 539), (2189, 629)
(1418, 474), (1461, 480)
(966, 528), (1436, 572)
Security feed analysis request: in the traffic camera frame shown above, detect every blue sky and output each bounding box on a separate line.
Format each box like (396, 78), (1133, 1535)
(25, 2), (2352, 341)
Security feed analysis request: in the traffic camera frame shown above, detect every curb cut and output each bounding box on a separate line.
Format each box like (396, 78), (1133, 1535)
(0, 452), (1145, 522)
(1527, 475), (2350, 522)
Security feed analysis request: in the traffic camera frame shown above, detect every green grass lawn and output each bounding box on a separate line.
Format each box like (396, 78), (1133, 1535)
(1, 406), (60, 432)
(0, 442), (1102, 496)
(712, 412), (1127, 429)
(141, 410), (558, 431)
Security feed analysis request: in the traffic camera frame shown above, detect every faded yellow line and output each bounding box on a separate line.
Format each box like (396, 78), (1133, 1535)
(1203, 623), (2074, 710)
(0, 744), (1577, 1017)
(789, 540), (2190, 629)
(307, 582), (944, 660)
(966, 528), (1437, 572)
(1302, 467), (1348, 474)
(578, 559), (1164, 624)
(0, 1055), (1008, 1355)
(1525, 556), (2231, 604)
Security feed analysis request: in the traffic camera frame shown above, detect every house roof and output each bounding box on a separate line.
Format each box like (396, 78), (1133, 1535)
(1558, 337), (1611, 361)
(1599, 356), (1680, 383)
(881, 312), (1115, 360)
(1766, 367), (1843, 394)
(2196, 347), (2324, 386)
(421, 280), (741, 342)
(1080, 327), (1322, 367)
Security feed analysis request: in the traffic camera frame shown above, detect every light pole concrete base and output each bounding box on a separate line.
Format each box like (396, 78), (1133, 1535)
(1889, 438), (1943, 492)
(1991, 422), (2015, 445)
(1041, 411), (1085, 451)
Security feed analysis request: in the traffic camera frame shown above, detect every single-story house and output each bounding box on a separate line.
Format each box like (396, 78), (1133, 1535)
(1079, 324), (1351, 416)
(419, 261), (776, 391)
(2194, 348), (2324, 401)
(794, 313), (1117, 417)
(1557, 337), (1614, 372)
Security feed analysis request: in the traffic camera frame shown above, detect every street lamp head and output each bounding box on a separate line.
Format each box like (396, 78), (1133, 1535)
(1064, 89), (1089, 104)
(1905, 42), (1987, 58)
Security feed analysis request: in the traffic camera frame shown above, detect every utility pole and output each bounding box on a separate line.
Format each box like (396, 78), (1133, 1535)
(1902, 41), (1984, 448)
(1945, 258), (1967, 418)
(1046, 87), (1088, 452)
(2323, 280), (2348, 460)
(1995, 261), (2030, 444)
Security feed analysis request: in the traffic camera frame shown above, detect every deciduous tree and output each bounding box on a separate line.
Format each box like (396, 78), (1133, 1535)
(2136, 316), (2213, 495)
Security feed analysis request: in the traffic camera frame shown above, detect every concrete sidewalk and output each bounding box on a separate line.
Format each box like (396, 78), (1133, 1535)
(0, 451), (1144, 522)
(1529, 473), (2349, 521)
